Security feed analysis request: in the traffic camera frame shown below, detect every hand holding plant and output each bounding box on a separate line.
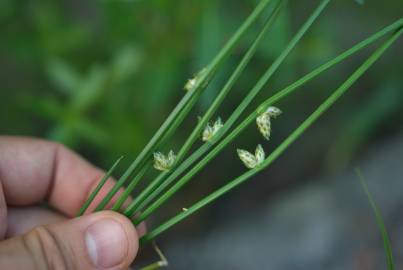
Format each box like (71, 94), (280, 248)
(1, 0), (401, 268)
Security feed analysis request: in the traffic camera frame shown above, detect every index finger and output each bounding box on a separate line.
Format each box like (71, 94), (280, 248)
(0, 136), (123, 217)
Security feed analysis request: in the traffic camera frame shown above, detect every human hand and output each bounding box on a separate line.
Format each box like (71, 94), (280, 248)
(0, 136), (140, 270)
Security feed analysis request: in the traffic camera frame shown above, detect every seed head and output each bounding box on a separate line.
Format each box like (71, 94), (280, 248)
(153, 150), (176, 171)
(184, 68), (208, 92)
(256, 106), (281, 140)
(237, 144), (266, 169)
(266, 106), (282, 118)
(184, 78), (197, 92)
(256, 113), (271, 140)
(202, 117), (223, 142)
(255, 144), (265, 164)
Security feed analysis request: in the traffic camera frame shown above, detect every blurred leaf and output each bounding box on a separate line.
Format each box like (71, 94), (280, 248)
(71, 65), (107, 112)
(0, 0), (15, 22)
(72, 117), (109, 146)
(48, 124), (75, 146)
(32, 2), (90, 54)
(45, 58), (81, 95)
(111, 46), (143, 83)
(196, 1), (222, 108)
(142, 53), (181, 113)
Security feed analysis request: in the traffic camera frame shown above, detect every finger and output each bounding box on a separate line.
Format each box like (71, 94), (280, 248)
(0, 136), (127, 217)
(6, 207), (66, 237)
(0, 182), (7, 238)
(136, 221), (147, 238)
(6, 206), (147, 238)
(0, 211), (139, 270)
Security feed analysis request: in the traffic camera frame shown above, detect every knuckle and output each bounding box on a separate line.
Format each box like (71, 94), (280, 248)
(23, 226), (72, 270)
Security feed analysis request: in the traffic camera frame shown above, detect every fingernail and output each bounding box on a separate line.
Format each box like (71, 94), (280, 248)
(85, 219), (128, 268)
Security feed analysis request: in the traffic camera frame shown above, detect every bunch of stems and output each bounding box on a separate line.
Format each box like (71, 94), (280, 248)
(77, 0), (403, 246)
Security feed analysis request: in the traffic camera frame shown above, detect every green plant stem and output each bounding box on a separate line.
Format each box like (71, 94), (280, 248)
(111, 163), (150, 211)
(356, 169), (395, 270)
(76, 156), (123, 216)
(129, 17), (403, 218)
(220, 0), (330, 136)
(111, 89), (203, 211)
(139, 28), (402, 243)
(126, 0), (330, 217)
(91, 0), (274, 212)
(138, 242), (168, 270)
(123, 0), (285, 216)
(178, 0), (284, 172)
(207, 0), (275, 72)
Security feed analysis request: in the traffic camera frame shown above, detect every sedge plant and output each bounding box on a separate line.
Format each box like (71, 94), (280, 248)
(76, 0), (403, 263)
(356, 169), (395, 270)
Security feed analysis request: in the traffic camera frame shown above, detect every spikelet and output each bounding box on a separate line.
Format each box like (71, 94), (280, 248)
(153, 150), (176, 171)
(202, 117), (224, 142)
(255, 144), (265, 164)
(266, 106), (282, 118)
(184, 78), (197, 91)
(184, 68), (208, 92)
(237, 144), (265, 169)
(256, 113), (271, 140)
(256, 106), (282, 140)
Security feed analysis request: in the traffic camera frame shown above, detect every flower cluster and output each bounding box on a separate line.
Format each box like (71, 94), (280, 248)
(184, 68), (208, 92)
(237, 106), (281, 169)
(237, 144), (266, 169)
(256, 106), (282, 140)
(153, 151), (176, 171)
(202, 117), (224, 142)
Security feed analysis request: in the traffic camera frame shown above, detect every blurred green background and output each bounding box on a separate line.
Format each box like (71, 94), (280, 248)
(1, 0), (402, 268)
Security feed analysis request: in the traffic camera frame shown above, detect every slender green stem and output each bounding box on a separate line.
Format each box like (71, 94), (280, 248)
(178, 0), (285, 171)
(91, 0), (274, 212)
(138, 242), (168, 270)
(123, 0), (285, 216)
(128, 0), (330, 217)
(76, 156), (123, 216)
(140, 29), (402, 243)
(111, 87), (204, 211)
(130, 17), (403, 219)
(126, 143), (212, 216)
(111, 163), (150, 211)
(95, 90), (197, 211)
(219, 0), (330, 137)
(207, 0), (274, 72)
(356, 169), (395, 270)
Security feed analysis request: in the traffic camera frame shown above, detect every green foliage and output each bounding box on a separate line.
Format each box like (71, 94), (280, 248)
(72, 0), (402, 247)
(139, 27), (403, 243)
(1, 0), (402, 171)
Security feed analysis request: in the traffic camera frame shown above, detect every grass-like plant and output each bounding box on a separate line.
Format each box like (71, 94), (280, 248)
(76, 0), (403, 265)
(356, 169), (395, 270)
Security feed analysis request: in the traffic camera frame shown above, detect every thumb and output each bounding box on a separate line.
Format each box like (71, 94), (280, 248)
(0, 211), (139, 270)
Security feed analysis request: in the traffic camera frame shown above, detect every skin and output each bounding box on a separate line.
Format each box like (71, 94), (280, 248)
(0, 136), (145, 270)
